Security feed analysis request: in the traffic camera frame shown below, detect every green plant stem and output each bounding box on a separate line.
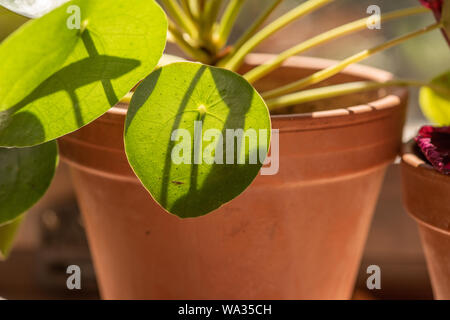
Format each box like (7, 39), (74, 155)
(187, 0), (200, 20)
(180, 0), (195, 20)
(218, 0), (335, 70)
(215, 0), (246, 48)
(226, 0), (283, 59)
(168, 19), (210, 63)
(161, 0), (198, 39)
(265, 79), (446, 111)
(262, 22), (442, 100)
(197, 0), (205, 10)
(199, 0), (223, 44)
(245, 6), (429, 83)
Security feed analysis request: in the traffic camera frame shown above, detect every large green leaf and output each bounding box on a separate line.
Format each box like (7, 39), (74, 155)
(125, 62), (271, 218)
(0, 141), (58, 225)
(420, 71), (450, 125)
(0, 215), (24, 260)
(0, 0), (167, 147)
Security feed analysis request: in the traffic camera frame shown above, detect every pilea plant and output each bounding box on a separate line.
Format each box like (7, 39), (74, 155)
(414, 1), (450, 175)
(0, 0), (449, 258)
(415, 69), (450, 175)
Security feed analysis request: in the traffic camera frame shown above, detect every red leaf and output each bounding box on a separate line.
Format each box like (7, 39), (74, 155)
(419, 0), (443, 19)
(415, 126), (450, 175)
(419, 0), (450, 45)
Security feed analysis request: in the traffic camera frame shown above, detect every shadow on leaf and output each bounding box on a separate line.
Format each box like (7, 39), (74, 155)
(0, 31), (140, 146)
(170, 67), (259, 219)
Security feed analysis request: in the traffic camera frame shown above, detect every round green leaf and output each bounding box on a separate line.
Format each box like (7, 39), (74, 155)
(125, 62), (271, 218)
(0, 0), (167, 147)
(0, 141), (58, 225)
(420, 71), (450, 126)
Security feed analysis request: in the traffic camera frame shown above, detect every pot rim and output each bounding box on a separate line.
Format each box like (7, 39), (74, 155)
(401, 140), (450, 236)
(108, 54), (406, 120)
(401, 139), (442, 173)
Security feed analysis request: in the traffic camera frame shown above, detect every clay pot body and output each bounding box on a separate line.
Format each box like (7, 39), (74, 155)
(59, 55), (407, 299)
(401, 141), (450, 300)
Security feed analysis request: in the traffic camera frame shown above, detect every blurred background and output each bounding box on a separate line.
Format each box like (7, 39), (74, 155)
(0, 0), (449, 299)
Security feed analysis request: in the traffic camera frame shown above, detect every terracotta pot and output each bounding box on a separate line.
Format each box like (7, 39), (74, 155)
(59, 54), (407, 299)
(401, 140), (450, 300)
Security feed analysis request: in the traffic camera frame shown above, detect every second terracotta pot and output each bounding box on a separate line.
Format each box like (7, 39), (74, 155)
(59, 55), (408, 299)
(401, 141), (450, 300)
